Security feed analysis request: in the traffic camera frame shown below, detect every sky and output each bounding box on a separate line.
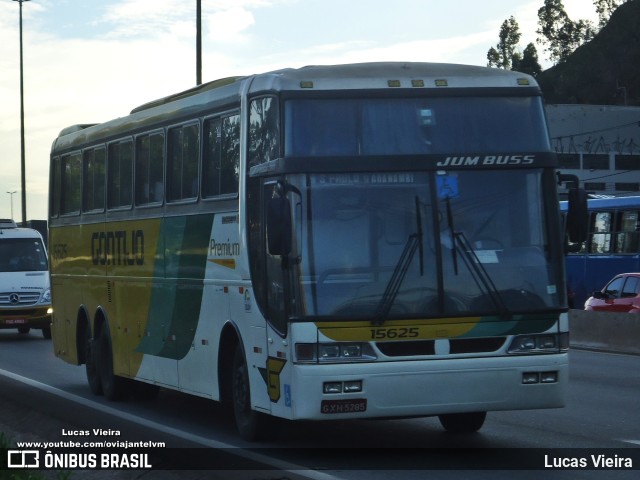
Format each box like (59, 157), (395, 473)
(0, 0), (600, 221)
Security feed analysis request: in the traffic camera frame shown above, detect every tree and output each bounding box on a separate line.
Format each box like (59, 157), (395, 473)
(594, 0), (624, 28)
(487, 16), (521, 69)
(512, 43), (542, 77)
(537, 0), (595, 64)
(487, 16), (542, 76)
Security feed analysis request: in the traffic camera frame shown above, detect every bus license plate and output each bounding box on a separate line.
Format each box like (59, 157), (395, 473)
(321, 399), (367, 414)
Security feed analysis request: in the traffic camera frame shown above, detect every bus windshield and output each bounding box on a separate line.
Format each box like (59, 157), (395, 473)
(284, 96), (551, 156)
(283, 169), (563, 319)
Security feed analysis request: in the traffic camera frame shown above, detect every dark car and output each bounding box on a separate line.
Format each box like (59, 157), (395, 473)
(584, 273), (640, 313)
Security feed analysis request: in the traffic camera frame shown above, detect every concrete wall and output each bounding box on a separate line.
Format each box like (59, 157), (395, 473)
(569, 309), (640, 355)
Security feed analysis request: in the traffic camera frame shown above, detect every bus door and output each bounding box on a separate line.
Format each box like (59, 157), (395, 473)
(259, 179), (296, 417)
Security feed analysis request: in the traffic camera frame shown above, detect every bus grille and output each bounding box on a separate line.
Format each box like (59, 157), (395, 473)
(376, 337), (507, 356)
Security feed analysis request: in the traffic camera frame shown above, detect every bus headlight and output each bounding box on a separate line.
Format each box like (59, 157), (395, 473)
(295, 342), (377, 364)
(508, 332), (569, 354)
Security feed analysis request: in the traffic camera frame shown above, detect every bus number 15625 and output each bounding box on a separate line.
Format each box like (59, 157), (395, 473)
(370, 327), (419, 340)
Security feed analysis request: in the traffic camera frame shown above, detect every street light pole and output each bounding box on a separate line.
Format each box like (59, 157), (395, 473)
(13, 0), (30, 226)
(7, 191), (17, 220)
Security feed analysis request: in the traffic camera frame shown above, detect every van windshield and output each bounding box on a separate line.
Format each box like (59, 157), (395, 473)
(0, 238), (49, 272)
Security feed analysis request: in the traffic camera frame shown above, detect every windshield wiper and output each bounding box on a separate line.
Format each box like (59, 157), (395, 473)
(415, 195), (424, 276)
(445, 198), (510, 319)
(454, 231), (510, 319)
(445, 197), (458, 275)
(372, 196), (423, 326)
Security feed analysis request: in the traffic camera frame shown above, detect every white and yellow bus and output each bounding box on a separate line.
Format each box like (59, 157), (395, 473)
(49, 62), (579, 440)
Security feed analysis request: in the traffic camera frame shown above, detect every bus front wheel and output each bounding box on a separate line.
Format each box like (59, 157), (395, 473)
(438, 411), (487, 433)
(231, 346), (273, 441)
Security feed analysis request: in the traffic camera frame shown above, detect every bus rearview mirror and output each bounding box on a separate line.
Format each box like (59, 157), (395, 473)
(267, 196), (292, 256)
(566, 188), (588, 244)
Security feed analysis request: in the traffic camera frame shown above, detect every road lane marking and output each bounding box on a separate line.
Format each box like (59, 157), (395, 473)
(0, 367), (343, 480)
(620, 439), (640, 446)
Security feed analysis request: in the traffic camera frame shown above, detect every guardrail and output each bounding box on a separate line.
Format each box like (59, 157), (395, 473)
(569, 309), (640, 355)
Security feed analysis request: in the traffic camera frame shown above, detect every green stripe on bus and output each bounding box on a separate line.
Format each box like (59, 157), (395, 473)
(463, 313), (558, 337)
(136, 214), (214, 359)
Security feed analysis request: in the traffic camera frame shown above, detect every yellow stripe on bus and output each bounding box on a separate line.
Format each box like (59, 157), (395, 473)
(316, 317), (481, 342)
(208, 258), (236, 269)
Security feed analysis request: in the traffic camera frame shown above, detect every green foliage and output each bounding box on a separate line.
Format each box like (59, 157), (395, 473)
(486, 0), (634, 100)
(487, 16), (521, 69)
(537, 0), (640, 105)
(595, 0), (624, 27)
(537, 0), (596, 64)
(512, 43), (543, 77)
(487, 16), (542, 76)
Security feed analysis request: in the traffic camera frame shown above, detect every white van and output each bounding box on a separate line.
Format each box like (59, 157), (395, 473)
(0, 219), (52, 338)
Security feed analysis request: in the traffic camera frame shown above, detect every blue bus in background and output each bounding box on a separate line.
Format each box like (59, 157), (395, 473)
(561, 196), (640, 308)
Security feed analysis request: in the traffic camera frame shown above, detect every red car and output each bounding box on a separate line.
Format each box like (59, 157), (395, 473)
(584, 273), (640, 313)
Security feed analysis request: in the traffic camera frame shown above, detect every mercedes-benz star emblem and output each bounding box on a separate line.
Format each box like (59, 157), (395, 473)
(9, 293), (20, 304)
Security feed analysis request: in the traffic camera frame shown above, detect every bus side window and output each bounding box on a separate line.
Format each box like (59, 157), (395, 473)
(248, 96), (279, 168)
(135, 132), (164, 205)
(615, 210), (639, 253)
(50, 156), (61, 218)
(203, 114), (240, 198)
(60, 153), (81, 216)
(83, 147), (106, 212)
(167, 124), (199, 202)
(589, 211), (612, 254)
(107, 140), (133, 209)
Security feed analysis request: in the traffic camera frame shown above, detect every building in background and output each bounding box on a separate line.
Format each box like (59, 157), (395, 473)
(547, 105), (640, 199)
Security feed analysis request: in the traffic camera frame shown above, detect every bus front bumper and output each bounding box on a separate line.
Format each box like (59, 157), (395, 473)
(285, 353), (568, 420)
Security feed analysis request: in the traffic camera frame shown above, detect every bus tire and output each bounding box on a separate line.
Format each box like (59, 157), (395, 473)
(85, 326), (103, 396)
(97, 322), (129, 401)
(232, 346), (273, 441)
(42, 327), (52, 339)
(438, 411), (487, 433)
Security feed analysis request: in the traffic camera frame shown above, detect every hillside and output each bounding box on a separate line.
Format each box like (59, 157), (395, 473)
(536, 0), (640, 106)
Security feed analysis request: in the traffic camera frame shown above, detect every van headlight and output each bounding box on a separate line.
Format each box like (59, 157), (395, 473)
(40, 288), (52, 304)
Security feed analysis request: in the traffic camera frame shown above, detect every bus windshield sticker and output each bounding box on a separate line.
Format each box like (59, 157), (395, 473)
(418, 108), (435, 126)
(436, 173), (459, 199)
(473, 250), (499, 264)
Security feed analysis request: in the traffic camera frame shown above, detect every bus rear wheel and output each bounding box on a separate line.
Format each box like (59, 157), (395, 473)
(97, 322), (129, 401)
(438, 411), (487, 433)
(231, 346), (273, 441)
(84, 325), (103, 396)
